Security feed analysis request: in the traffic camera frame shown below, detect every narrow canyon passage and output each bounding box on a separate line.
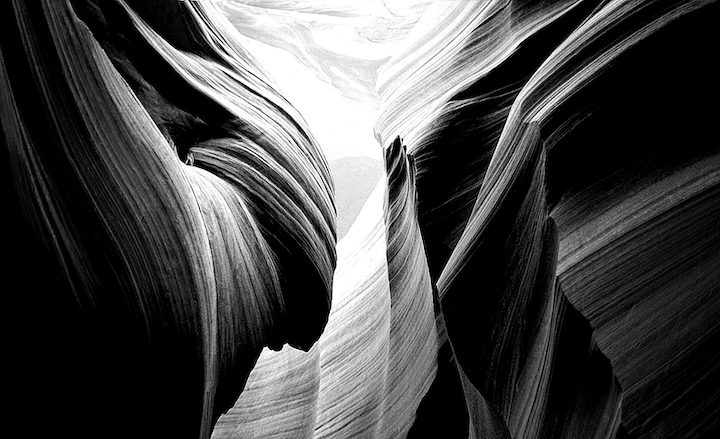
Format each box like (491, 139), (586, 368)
(2, 1), (719, 438)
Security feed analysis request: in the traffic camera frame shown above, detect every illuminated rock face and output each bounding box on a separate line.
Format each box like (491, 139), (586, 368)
(3, 1), (720, 439)
(2, 1), (335, 438)
(375, 1), (720, 438)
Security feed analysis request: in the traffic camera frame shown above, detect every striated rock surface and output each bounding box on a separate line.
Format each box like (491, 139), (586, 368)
(2, 1), (335, 438)
(375, 1), (719, 438)
(4, 0), (719, 438)
(213, 137), (438, 439)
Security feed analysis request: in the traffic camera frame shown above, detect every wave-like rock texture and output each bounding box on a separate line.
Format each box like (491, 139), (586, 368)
(375, 0), (719, 438)
(1, 1), (335, 438)
(4, 0), (720, 438)
(213, 137), (438, 439)
(216, 0), (432, 100)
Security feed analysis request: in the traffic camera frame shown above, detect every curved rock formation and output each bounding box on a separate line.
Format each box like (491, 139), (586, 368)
(2, 1), (335, 437)
(213, 136), (438, 439)
(376, 0), (719, 437)
(4, 0), (719, 438)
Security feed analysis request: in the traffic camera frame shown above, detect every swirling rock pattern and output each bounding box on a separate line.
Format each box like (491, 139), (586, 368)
(213, 136), (438, 439)
(3, 0), (719, 438)
(2, 1), (334, 438)
(378, 1), (719, 438)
